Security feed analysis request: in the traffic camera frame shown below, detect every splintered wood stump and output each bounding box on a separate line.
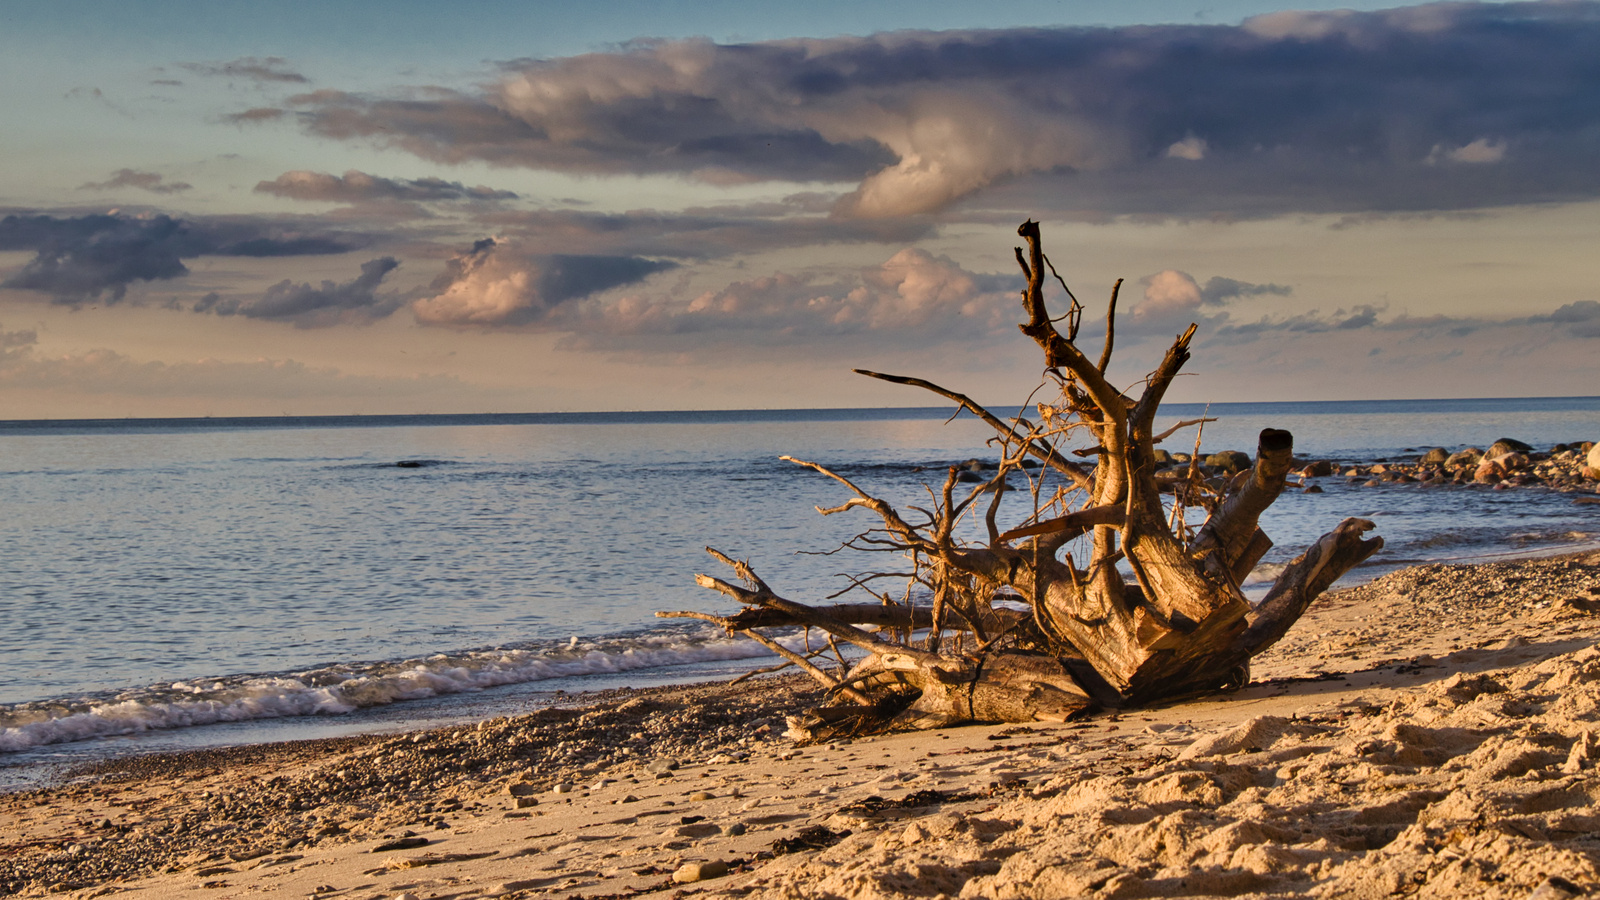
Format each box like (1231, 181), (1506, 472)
(661, 221), (1383, 734)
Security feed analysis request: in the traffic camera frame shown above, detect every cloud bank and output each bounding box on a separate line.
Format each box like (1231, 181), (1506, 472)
(0, 212), (358, 304)
(193, 256), (402, 328)
(79, 170), (192, 195)
(278, 1), (1600, 218)
(255, 170), (517, 205)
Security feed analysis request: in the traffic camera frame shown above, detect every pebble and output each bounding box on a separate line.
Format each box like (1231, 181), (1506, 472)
(551, 783), (573, 795)
(688, 791), (714, 801)
(722, 823), (747, 836)
(672, 860), (729, 883)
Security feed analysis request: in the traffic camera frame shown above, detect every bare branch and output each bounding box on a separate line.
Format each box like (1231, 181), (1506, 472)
(852, 369), (1093, 491)
(1097, 278), (1122, 374)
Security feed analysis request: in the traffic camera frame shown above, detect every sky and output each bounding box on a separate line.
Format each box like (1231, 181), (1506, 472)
(2, 0), (1598, 419)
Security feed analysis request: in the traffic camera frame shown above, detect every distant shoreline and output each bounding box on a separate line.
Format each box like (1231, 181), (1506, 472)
(3, 395), (1600, 433)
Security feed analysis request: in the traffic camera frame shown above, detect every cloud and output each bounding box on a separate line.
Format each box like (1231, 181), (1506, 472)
(0, 212), (359, 304)
(0, 344), (463, 399)
(1128, 271), (1291, 332)
(79, 169), (192, 194)
(285, 2), (1600, 218)
(192, 257), (401, 328)
(545, 248), (1019, 353)
(181, 57), (308, 84)
(413, 238), (677, 327)
(1509, 298), (1600, 338)
(223, 107), (287, 125)
(255, 170), (517, 204)
(0, 324), (38, 359)
(1425, 138), (1509, 165)
(475, 202), (935, 259)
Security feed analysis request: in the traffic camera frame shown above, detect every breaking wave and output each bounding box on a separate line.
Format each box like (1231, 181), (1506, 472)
(0, 628), (779, 753)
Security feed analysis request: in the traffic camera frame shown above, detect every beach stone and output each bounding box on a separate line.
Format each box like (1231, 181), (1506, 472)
(1151, 449), (1174, 466)
(1446, 448), (1483, 468)
(1587, 443), (1600, 470)
(551, 783), (573, 794)
(1490, 437), (1534, 456)
(505, 782), (538, 797)
(513, 796), (539, 809)
(1475, 460), (1506, 484)
(1205, 450), (1252, 474)
(646, 758), (681, 777)
(1300, 460), (1335, 477)
(1527, 876), (1584, 900)
(689, 791), (714, 801)
(672, 860), (729, 883)
(1419, 447), (1450, 465)
(677, 822), (722, 838)
(723, 822), (747, 836)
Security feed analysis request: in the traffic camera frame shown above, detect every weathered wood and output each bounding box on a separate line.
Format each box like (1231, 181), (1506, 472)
(669, 221), (1382, 732)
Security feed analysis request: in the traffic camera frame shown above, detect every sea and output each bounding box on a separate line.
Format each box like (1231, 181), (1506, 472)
(3, 398), (1599, 789)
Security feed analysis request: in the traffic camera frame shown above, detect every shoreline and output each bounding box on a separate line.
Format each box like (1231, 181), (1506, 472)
(4, 549), (1600, 898)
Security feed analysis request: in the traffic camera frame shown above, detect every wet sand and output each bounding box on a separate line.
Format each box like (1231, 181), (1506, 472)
(4, 550), (1600, 899)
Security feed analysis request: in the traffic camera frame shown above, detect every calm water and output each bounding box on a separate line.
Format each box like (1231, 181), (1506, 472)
(2, 399), (1598, 782)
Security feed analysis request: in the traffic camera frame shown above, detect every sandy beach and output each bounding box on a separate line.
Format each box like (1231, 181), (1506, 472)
(5, 549), (1600, 900)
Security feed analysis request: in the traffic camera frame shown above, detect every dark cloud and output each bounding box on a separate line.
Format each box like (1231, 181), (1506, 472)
(287, 2), (1600, 217)
(78, 169), (192, 195)
(194, 257), (401, 328)
(255, 170), (517, 204)
(181, 57), (308, 84)
(223, 107), (287, 125)
(413, 238), (677, 327)
(1511, 299), (1600, 338)
(1199, 277), (1291, 306)
(0, 212), (358, 305)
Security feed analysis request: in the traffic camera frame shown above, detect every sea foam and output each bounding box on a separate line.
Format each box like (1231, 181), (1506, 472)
(0, 629), (779, 752)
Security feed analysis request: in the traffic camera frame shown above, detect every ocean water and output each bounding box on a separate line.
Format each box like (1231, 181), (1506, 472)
(3, 398), (1599, 784)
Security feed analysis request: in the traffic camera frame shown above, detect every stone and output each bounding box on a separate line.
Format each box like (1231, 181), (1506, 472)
(1588, 442), (1600, 471)
(505, 782), (538, 797)
(1527, 876), (1584, 900)
(550, 783), (573, 794)
(1151, 448), (1174, 466)
(645, 758), (681, 776)
(1475, 459), (1506, 484)
(676, 822), (722, 838)
(1489, 437), (1534, 456)
(371, 836), (430, 852)
(1300, 460), (1335, 477)
(513, 796), (539, 809)
(672, 860), (729, 883)
(1418, 447), (1450, 465)
(1445, 448), (1483, 468)
(689, 791), (714, 801)
(1205, 450), (1252, 474)
(722, 822), (747, 836)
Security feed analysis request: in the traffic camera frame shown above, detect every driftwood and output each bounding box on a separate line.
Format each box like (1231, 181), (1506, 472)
(661, 221), (1382, 736)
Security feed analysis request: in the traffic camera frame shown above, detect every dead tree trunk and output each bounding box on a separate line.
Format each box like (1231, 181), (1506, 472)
(661, 221), (1382, 735)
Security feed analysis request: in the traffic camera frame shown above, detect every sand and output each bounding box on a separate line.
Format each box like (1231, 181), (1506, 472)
(4, 550), (1600, 900)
